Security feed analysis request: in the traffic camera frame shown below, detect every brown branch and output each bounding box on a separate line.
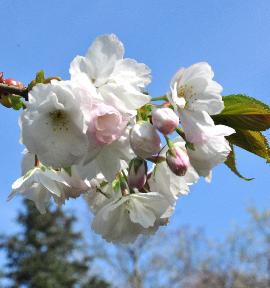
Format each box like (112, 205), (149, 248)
(0, 83), (28, 100)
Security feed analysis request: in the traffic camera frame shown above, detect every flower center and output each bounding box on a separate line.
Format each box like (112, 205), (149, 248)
(178, 86), (186, 98)
(48, 110), (70, 132)
(177, 85), (197, 108)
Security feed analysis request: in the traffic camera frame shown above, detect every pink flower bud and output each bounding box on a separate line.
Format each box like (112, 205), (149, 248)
(128, 158), (147, 189)
(130, 122), (162, 158)
(152, 108), (179, 135)
(4, 78), (24, 89)
(166, 145), (189, 176)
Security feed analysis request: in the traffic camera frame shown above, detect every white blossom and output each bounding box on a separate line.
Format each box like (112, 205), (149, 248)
(187, 126), (235, 178)
(70, 34), (151, 115)
(20, 80), (94, 167)
(168, 62), (224, 144)
(92, 191), (169, 243)
(169, 62), (223, 115)
(8, 167), (70, 214)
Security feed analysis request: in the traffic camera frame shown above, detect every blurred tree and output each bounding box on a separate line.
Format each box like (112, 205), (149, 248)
(0, 200), (110, 288)
(88, 207), (270, 288)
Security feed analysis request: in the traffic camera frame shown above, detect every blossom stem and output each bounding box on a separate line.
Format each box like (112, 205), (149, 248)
(147, 155), (166, 163)
(175, 127), (186, 140)
(0, 83), (28, 100)
(121, 170), (129, 184)
(165, 135), (174, 150)
(151, 95), (167, 102)
(96, 188), (110, 199)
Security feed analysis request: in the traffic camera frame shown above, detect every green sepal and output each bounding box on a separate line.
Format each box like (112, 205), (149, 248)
(112, 178), (121, 193)
(10, 95), (26, 110)
(137, 103), (154, 121)
(27, 70), (45, 91)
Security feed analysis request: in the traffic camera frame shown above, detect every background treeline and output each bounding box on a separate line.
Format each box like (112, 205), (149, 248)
(1, 200), (270, 288)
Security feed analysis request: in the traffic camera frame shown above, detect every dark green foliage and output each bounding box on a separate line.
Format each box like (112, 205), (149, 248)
(0, 200), (110, 288)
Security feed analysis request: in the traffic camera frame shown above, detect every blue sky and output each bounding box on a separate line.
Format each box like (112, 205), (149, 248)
(0, 0), (270, 248)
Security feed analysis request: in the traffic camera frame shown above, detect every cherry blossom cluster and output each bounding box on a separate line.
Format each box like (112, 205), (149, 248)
(8, 34), (235, 243)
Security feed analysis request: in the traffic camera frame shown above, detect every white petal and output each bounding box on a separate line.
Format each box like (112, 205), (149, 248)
(24, 185), (51, 214)
(180, 110), (215, 144)
(129, 199), (156, 228)
(85, 34), (124, 87)
(170, 62), (224, 115)
(187, 136), (232, 177)
(21, 150), (35, 175)
(129, 192), (169, 228)
(99, 83), (150, 114)
(96, 150), (121, 182)
(20, 81), (92, 167)
(69, 56), (95, 82)
(110, 58), (151, 89)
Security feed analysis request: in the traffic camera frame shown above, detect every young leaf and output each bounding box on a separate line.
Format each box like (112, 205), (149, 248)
(225, 145), (254, 181)
(227, 129), (270, 163)
(10, 96), (26, 110)
(35, 70), (45, 83)
(213, 94), (270, 131)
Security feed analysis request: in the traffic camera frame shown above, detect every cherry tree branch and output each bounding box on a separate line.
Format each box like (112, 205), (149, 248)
(0, 83), (28, 100)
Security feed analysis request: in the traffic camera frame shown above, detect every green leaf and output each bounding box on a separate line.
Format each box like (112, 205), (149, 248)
(35, 70), (45, 83)
(227, 129), (270, 163)
(225, 145), (254, 181)
(213, 94), (270, 131)
(10, 96), (26, 110)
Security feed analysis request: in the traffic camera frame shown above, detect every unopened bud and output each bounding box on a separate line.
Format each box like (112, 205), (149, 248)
(152, 108), (179, 135)
(0, 76), (25, 108)
(166, 145), (189, 176)
(128, 158), (147, 189)
(4, 78), (24, 89)
(130, 122), (161, 158)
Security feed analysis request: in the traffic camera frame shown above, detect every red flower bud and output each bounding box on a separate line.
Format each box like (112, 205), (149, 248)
(166, 145), (189, 176)
(128, 158), (147, 189)
(4, 78), (24, 89)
